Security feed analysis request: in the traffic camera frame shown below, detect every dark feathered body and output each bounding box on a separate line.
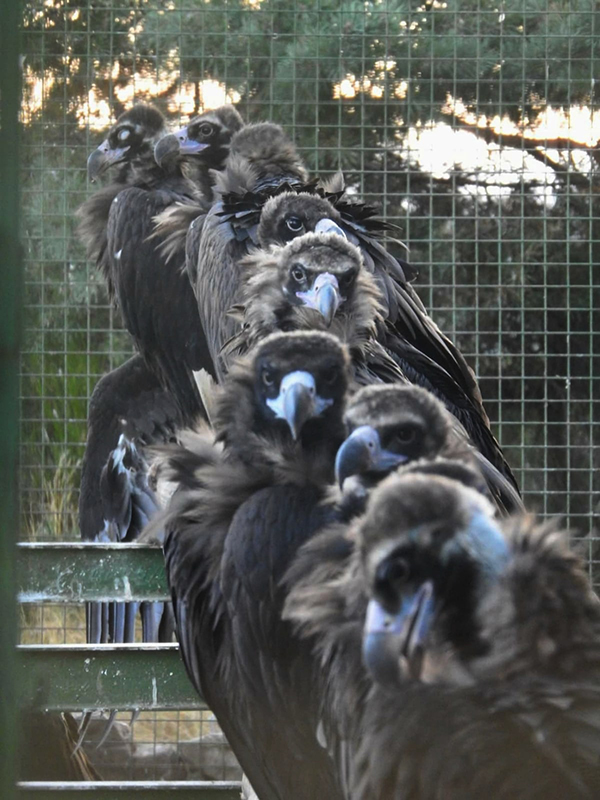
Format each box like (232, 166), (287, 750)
(190, 124), (309, 378)
(76, 105), (240, 417)
(104, 181), (215, 411)
(225, 232), (383, 359)
(79, 354), (181, 643)
(79, 355), (182, 545)
(161, 332), (351, 800)
(285, 472), (600, 800)
(217, 190), (518, 495)
(338, 383), (523, 515)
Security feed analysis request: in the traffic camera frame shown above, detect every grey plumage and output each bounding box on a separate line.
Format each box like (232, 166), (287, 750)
(189, 124), (310, 378)
(284, 470), (600, 799)
(152, 105), (245, 261)
(216, 190), (519, 499)
(336, 383), (523, 515)
(224, 232), (383, 360)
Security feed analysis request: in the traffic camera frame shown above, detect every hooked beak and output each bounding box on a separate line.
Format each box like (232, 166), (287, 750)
(362, 581), (435, 687)
(314, 217), (347, 239)
(335, 425), (408, 488)
(266, 370), (333, 440)
(155, 126), (210, 167)
(87, 140), (130, 181)
(296, 272), (342, 327)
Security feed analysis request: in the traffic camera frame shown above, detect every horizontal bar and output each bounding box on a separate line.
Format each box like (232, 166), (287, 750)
(18, 645), (203, 711)
(17, 782), (241, 799)
(17, 543), (170, 603)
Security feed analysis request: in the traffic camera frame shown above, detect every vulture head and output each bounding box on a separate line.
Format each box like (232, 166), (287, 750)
(87, 104), (167, 181)
(359, 470), (600, 692)
(226, 122), (309, 187)
(357, 471), (504, 688)
(335, 385), (455, 489)
(215, 330), (350, 462)
(154, 104), (244, 169)
(257, 191), (348, 247)
(235, 232), (383, 347)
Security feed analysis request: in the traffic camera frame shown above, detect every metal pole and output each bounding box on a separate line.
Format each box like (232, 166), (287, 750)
(0, 0), (23, 795)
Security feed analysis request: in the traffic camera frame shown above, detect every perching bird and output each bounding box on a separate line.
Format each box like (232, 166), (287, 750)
(154, 104), (244, 201)
(159, 331), (352, 800)
(76, 103), (243, 417)
(181, 122), (311, 378)
(224, 229), (519, 504)
(223, 231), (384, 357)
(79, 354), (181, 645)
(335, 383), (523, 515)
(285, 471), (600, 800)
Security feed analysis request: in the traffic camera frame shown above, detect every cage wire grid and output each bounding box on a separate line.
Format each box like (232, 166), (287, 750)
(18, 0), (599, 780)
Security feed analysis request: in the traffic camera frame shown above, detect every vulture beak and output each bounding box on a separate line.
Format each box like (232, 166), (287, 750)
(362, 581), (435, 687)
(266, 370), (333, 440)
(296, 272), (342, 327)
(87, 140), (130, 181)
(155, 127), (210, 167)
(154, 134), (181, 167)
(335, 425), (408, 488)
(314, 218), (347, 239)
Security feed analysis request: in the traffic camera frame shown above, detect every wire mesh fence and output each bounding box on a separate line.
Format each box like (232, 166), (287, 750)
(18, 0), (599, 781)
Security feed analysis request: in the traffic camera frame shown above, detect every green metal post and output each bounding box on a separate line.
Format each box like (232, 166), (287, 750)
(0, 0), (22, 796)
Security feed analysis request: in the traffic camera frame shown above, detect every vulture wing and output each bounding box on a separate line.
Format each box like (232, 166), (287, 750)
(217, 483), (343, 800)
(106, 186), (215, 418)
(79, 355), (181, 644)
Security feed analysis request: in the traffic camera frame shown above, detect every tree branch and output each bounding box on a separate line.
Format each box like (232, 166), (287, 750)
(449, 115), (598, 191)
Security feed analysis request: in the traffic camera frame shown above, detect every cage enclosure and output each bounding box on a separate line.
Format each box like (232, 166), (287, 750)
(16, 0), (600, 792)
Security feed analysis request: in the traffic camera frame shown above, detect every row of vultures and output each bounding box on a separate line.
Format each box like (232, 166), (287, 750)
(18, 97), (598, 796)
(17, 0), (598, 793)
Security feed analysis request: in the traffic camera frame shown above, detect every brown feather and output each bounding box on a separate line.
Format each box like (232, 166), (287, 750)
(284, 472), (600, 799)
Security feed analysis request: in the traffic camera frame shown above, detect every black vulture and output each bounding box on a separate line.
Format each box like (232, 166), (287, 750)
(154, 104), (246, 202)
(225, 230), (520, 507)
(76, 103), (243, 417)
(285, 471), (600, 800)
(79, 354), (182, 645)
(159, 331), (352, 800)
(223, 231), (384, 357)
(335, 383), (523, 515)
(175, 122), (311, 378)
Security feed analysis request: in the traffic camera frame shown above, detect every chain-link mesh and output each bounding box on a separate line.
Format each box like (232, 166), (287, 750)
(19, 0), (599, 780)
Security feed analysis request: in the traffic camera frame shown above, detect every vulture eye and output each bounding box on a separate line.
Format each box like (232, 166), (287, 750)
(262, 369), (276, 388)
(375, 556), (410, 594)
(118, 129), (131, 141)
(286, 216), (304, 233)
(322, 368), (339, 387)
(199, 123), (213, 137)
(291, 264), (306, 283)
(393, 427), (417, 446)
(339, 271), (355, 289)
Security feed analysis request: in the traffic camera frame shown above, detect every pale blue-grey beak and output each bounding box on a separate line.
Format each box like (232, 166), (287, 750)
(314, 217), (347, 239)
(154, 126), (210, 167)
(335, 425), (409, 488)
(266, 370), (333, 440)
(87, 139), (130, 181)
(362, 581), (435, 686)
(296, 272), (342, 327)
